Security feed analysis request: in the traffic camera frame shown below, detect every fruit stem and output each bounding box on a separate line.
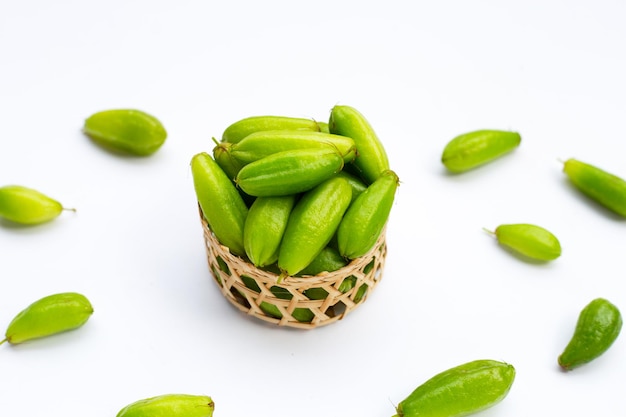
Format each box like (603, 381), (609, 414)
(277, 270), (289, 284)
(482, 227), (496, 237)
(0, 338), (7, 346)
(388, 398), (401, 417)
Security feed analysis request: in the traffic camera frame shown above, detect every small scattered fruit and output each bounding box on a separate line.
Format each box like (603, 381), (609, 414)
(441, 130), (521, 173)
(116, 394), (214, 417)
(558, 298), (622, 371)
(485, 223), (561, 261)
(563, 158), (626, 217)
(0, 185), (74, 225)
(83, 109), (167, 156)
(1, 292), (93, 345)
(393, 359), (515, 417)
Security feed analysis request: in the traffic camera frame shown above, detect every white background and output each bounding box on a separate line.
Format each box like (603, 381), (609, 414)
(1, 1), (626, 416)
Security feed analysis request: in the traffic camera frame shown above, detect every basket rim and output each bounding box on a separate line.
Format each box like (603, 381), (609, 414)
(199, 205), (385, 287)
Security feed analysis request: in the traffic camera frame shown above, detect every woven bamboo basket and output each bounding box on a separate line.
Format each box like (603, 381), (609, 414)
(199, 207), (387, 329)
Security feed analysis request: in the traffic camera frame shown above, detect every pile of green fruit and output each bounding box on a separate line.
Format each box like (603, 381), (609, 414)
(191, 105), (399, 324)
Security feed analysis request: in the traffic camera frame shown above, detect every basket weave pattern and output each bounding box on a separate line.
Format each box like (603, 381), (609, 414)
(200, 209), (387, 329)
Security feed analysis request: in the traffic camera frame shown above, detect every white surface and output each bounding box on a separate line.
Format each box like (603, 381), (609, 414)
(1, 1), (625, 416)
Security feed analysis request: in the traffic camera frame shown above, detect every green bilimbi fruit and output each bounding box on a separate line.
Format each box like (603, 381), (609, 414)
(227, 130), (357, 164)
(329, 105), (390, 184)
(563, 158), (626, 217)
(191, 152), (249, 257)
(353, 282), (368, 303)
(317, 121), (330, 133)
(258, 302), (314, 323)
(0, 292), (93, 345)
(486, 223), (562, 261)
(221, 115), (323, 143)
(212, 140), (255, 207)
(558, 298), (622, 371)
(337, 170), (399, 259)
(116, 394), (214, 417)
(301, 287), (330, 301)
(244, 195), (297, 267)
(298, 246), (350, 300)
(303, 276), (359, 301)
(339, 276), (357, 293)
(235, 147), (344, 197)
(261, 286), (315, 323)
(239, 276), (314, 322)
(0, 185), (75, 225)
(393, 359), (516, 417)
(334, 170), (368, 203)
(278, 177), (352, 277)
(354, 260), (375, 303)
(297, 246), (348, 276)
(212, 140), (244, 180)
(83, 109), (167, 156)
(441, 130), (521, 173)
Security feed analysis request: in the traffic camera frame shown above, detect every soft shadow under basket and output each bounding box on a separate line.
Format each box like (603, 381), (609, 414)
(199, 207), (387, 329)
